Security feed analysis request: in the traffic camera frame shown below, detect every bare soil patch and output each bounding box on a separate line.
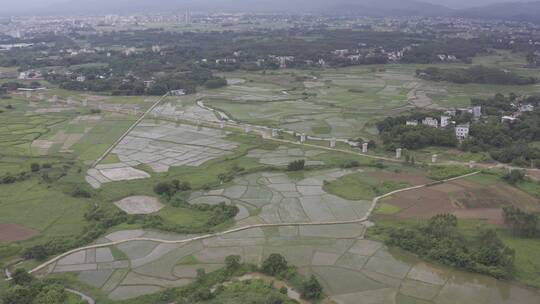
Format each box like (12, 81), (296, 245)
(0, 224), (39, 241)
(114, 196), (164, 215)
(383, 179), (540, 223)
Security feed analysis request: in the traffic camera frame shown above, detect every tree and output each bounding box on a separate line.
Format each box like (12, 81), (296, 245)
(2, 285), (33, 304)
(503, 206), (538, 237)
(265, 294), (284, 304)
(30, 163), (40, 172)
(301, 275), (323, 300)
(287, 160), (305, 171)
(225, 255), (241, 272)
(196, 268), (206, 282)
(503, 170), (526, 185)
(10, 269), (33, 286)
(261, 253), (288, 276)
(34, 284), (67, 304)
(153, 182), (173, 196)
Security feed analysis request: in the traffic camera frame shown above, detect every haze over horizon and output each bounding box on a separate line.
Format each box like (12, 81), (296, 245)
(1, 0), (538, 15)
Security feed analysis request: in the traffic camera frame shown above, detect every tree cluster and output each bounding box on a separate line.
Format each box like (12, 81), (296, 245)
(2, 270), (68, 304)
(387, 214), (515, 278)
(503, 206), (539, 237)
(417, 66), (537, 85)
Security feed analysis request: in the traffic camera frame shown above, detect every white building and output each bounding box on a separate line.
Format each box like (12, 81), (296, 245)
(473, 106), (482, 119)
(519, 104), (534, 112)
(455, 124), (470, 140)
(406, 120), (419, 126)
(422, 117), (439, 128)
(501, 116), (518, 123)
(76, 75), (86, 82)
(440, 116), (450, 128)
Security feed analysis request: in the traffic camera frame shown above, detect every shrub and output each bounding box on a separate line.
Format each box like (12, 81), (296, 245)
(30, 163), (40, 172)
(301, 275), (323, 300)
(261, 253), (288, 276)
(503, 170), (526, 185)
(287, 160), (305, 171)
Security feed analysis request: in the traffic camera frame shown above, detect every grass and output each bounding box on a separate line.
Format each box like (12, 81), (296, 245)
(158, 206), (215, 227)
(516, 180), (540, 199)
(374, 203), (403, 215)
(323, 171), (410, 200)
(428, 165), (474, 181)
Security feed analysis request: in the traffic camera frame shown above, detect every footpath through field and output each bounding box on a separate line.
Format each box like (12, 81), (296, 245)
(29, 171), (479, 275)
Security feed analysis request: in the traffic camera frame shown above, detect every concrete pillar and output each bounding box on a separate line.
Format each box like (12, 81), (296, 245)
(51, 95), (58, 103)
(82, 99), (88, 107)
(220, 121), (225, 129)
(362, 142), (368, 153)
(396, 148), (402, 159)
(244, 125), (251, 133)
(469, 161), (476, 169)
(272, 129), (278, 137)
(330, 138), (336, 148)
(300, 133), (306, 143)
(432, 154), (438, 163)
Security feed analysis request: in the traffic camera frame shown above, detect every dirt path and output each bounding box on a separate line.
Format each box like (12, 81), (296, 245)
(66, 288), (95, 304)
(28, 171), (479, 275)
(92, 92), (170, 168)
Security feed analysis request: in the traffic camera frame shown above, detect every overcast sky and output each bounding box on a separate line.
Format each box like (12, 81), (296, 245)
(0, 0), (534, 13)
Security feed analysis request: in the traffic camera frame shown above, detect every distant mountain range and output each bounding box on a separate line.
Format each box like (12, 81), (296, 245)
(455, 1), (540, 23)
(8, 0), (540, 23)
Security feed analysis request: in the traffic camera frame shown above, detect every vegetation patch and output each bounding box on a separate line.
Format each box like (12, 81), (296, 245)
(323, 172), (410, 200)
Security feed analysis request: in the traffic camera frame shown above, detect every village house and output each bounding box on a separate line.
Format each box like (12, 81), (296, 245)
(422, 117), (439, 128)
(406, 120), (419, 126)
(455, 124), (470, 141)
(440, 116), (450, 128)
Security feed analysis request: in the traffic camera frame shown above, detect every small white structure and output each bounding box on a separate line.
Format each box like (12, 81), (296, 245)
(300, 134), (306, 143)
(473, 106), (482, 119)
(455, 124), (470, 141)
(501, 116), (517, 123)
(244, 125), (251, 133)
(396, 148), (402, 159)
(82, 99), (88, 107)
(170, 89), (186, 96)
(76, 75), (86, 82)
(220, 121), (225, 129)
(440, 116), (450, 128)
(362, 142), (368, 153)
(469, 161), (476, 169)
(432, 154), (438, 163)
(519, 104), (534, 112)
(330, 138), (336, 148)
(422, 117), (439, 128)
(271, 129), (279, 137)
(406, 120), (418, 126)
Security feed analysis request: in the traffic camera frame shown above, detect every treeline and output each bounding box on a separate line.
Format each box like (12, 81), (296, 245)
(462, 108), (540, 167)
(402, 38), (487, 64)
(115, 253), (323, 304)
(503, 206), (539, 238)
(417, 66), (537, 85)
(471, 93), (540, 116)
(2, 269), (70, 304)
(377, 113), (457, 150)
(386, 214), (514, 278)
(45, 66), (226, 96)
